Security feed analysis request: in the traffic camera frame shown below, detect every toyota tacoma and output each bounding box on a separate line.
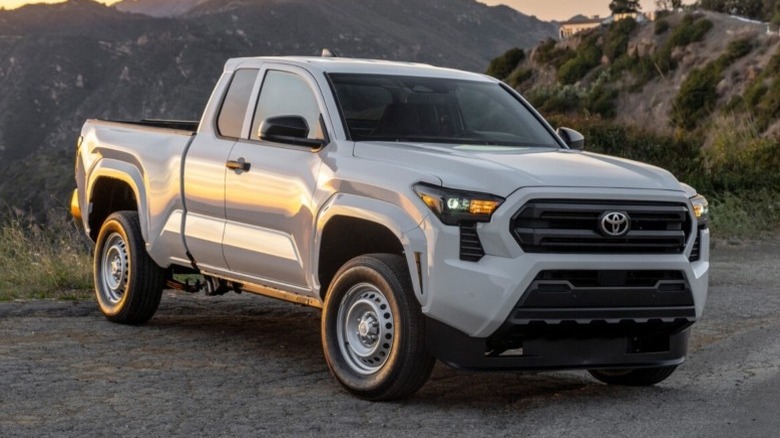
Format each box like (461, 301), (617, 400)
(71, 56), (710, 400)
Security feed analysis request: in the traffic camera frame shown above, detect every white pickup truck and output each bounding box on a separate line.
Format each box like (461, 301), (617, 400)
(72, 56), (710, 400)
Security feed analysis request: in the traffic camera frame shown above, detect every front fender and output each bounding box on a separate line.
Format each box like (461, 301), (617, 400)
(313, 193), (430, 305)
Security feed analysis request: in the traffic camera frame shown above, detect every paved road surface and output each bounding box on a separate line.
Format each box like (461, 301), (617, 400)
(0, 242), (778, 437)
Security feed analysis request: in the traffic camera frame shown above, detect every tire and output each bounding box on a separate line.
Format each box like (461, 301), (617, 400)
(588, 365), (678, 386)
(321, 254), (435, 401)
(93, 211), (165, 325)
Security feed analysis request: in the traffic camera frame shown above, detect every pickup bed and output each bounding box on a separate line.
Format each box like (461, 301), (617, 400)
(72, 56), (710, 400)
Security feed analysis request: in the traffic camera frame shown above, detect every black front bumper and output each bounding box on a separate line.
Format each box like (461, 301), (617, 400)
(426, 317), (691, 371)
(426, 269), (696, 371)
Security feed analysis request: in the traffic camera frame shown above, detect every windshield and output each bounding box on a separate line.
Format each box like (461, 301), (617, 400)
(328, 73), (560, 148)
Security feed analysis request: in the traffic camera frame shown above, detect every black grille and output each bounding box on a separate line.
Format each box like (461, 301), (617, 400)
(518, 270), (693, 308)
(508, 269), (696, 325)
(511, 199), (692, 254)
(689, 230), (701, 261)
(460, 222), (485, 261)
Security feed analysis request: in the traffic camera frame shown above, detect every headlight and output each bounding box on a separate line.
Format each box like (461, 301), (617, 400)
(413, 183), (504, 225)
(690, 194), (709, 227)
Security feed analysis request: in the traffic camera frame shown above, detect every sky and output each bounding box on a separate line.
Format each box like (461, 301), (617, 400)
(479, 0), (689, 21)
(0, 0), (687, 21)
(0, 0), (118, 9)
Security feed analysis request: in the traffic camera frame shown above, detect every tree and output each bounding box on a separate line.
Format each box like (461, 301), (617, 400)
(609, 0), (642, 13)
(699, 0), (765, 19)
(656, 0), (683, 10)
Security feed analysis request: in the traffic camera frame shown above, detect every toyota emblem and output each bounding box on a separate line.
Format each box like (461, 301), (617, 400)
(599, 211), (630, 237)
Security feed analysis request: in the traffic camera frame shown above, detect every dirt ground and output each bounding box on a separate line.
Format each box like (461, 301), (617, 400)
(1, 242), (778, 437)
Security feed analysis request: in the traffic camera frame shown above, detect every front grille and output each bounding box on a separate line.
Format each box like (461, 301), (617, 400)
(511, 199), (692, 254)
(459, 222), (485, 261)
(517, 270), (693, 311)
(486, 269), (696, 354)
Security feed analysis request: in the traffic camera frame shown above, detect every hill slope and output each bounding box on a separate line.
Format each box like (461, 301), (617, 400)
(495, 11), (779, 137)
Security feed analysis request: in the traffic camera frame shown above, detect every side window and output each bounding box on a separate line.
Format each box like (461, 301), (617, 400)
(217, 69), (259, 139)
(250, 70), (323, 141)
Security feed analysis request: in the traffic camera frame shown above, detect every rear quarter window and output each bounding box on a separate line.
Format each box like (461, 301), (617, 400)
(217, 69), (259, 139)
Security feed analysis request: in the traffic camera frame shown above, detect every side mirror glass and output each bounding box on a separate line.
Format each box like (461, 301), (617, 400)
(556, 127), (585, 150)
(259, 115), (323, 148)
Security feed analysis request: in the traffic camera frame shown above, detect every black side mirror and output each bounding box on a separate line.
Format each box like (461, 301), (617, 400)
(259, 115), (324, 148)
(556, 127), (585, 150)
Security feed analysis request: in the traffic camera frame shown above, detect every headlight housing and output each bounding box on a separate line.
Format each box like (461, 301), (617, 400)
(413, 183), (504, 226)
(690, 194), (709, 228)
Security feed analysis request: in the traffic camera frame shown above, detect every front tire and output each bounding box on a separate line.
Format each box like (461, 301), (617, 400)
(94, 211), (165, 324)
(588, 366), (678, 386)
(321, 254), (435, 401)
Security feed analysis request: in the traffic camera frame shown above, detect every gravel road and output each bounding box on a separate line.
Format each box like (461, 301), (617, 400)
(1, 242), (778, 437)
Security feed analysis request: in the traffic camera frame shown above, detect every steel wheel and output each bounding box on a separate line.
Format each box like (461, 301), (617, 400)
(99, 232), (129, 304)
(322, 254), (435, 401)
(337, 282), (395, 375)
(93, 211), (165, 324)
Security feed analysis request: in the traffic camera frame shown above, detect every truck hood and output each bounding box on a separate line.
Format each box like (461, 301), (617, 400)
(352, 141), (684, 196)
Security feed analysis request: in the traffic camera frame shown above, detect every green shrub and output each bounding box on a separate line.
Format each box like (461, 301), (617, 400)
(733, 45), (780, 129)
(557, 35), (602, 84)
(655, 19), (670, 35)
(527, 85), (585, 114)
(671, 36), (753, 129)
(486, 47), (525, 79)
(717, 38), (753, 69)
(584, 85), (619, 118)
(507, 68), (533, 88)
(604, 18), (637, 62)
(705, 115), (780, 192)
(668, 15), (713, 47)
(534, 38), (577, 68)
(671, 66), (720, 129)
(708, 189), (780, 238)
(651, 15), (713, 76)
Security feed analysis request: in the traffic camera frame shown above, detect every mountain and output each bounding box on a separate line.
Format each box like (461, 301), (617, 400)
(0, 0), (556, 220)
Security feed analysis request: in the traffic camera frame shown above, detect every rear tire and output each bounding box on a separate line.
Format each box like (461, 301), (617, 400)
(321, 254), (435, 401)
(588, 366), (678, 386)
(94, 211), (165, 324)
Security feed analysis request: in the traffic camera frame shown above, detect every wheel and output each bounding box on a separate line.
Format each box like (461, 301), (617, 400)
(588, 365), (678, 386)
(321, 254), (435, 401)
(94, 211), (165, 324)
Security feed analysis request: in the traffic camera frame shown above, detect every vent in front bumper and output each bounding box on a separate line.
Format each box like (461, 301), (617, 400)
(460, 222), (484, 261)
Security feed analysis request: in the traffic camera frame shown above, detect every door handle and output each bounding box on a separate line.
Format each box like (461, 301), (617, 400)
(226, 158), (251, 172)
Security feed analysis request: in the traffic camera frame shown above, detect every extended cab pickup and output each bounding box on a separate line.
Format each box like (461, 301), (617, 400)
(72, 56), (710, 400)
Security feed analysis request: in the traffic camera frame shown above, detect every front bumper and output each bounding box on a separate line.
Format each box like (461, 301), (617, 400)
(426, 316), (690, 371)
(417, 188), (709, 370)
(419, 187), (710, 338)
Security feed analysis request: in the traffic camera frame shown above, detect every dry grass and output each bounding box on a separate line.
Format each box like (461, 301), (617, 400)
(0, 216), (93, 300)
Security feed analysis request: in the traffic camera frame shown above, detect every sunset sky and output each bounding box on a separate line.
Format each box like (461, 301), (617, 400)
(0, 0), (687, 21)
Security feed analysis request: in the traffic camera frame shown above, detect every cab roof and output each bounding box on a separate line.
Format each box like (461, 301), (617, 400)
(225, 56), (493, 82)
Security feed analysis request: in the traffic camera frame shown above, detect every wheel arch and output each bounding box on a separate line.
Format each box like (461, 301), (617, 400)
(86, 160), (148, 242)
(314, 193), (428, 303)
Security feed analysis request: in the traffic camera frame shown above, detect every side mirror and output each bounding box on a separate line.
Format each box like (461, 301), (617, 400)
(259, 115), (324, 148)
(556, 127), (585, 150)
